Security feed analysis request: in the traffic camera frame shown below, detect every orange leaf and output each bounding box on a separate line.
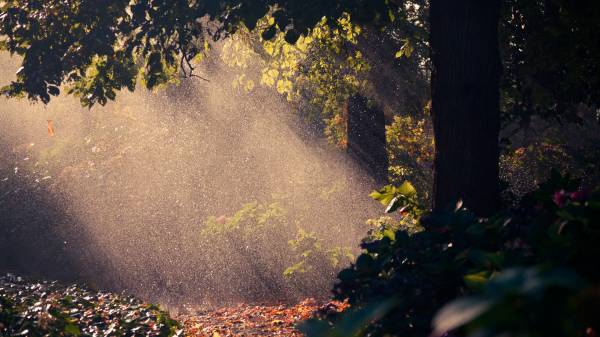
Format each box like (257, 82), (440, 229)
(47, 120), (55, 137)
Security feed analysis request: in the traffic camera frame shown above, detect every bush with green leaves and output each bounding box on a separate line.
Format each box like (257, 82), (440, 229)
(284, 229), (355, 279)
(386, 111), (434, 204)
(302, 171), (600, 337)
(198, 200), (355, 298)
(432, 172), (600, 337)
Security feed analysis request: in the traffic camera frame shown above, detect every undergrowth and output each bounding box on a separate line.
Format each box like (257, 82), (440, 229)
(302, 171), (600, 337)
(0, 275), (182, 337)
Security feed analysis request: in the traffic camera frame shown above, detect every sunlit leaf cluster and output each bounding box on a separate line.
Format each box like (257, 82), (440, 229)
(198, 197), (356, 293)
(220, 12), (370, 147)
(284, 229), (354, 278)
(386, 111), (434, 201)
(0, 0), (398, 107)
(202, 201), (287, 238)
(0, 0), (212, 107)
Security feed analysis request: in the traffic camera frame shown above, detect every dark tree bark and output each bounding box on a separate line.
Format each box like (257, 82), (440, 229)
(346, 95), (389, 184)
(430, 0), (503, 216)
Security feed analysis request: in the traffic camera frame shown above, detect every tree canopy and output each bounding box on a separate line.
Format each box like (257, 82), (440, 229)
(0, 0), (399, 106)
(2, 0), (599, 215)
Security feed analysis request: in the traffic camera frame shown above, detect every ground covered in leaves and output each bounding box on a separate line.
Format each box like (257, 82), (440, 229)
(179, 299), (348, 337)
(0, 274), (182, 336)
(1, 275), (348, 337)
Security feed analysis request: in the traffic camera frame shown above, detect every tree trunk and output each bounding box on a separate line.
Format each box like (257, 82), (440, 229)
(430, 0), (502, 216)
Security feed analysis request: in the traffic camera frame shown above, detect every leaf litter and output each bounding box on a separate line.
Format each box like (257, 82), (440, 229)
(178, 299), (348, 337)
(1, 275), (348, 337)
(0, 274), (181, 336)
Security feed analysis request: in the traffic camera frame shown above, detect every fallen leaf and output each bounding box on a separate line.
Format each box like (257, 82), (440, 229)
(47, 120), (55, 136)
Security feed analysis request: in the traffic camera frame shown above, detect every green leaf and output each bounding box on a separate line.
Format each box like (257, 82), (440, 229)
(261, 25), (277, 40)
(355, 254), (375, 273)
(381, 229), (396, 241)
(388, 9), (396, 22)
(64, 323), (81, 336)
(485, 267), (583, 297)
(384, 196), (410, 214)
(48, 85), (60, 96)
(463, 271), (491, 290)
(395, 39), (414, 59)
(397, 181), (417, 197)
(467, 250), (505, 269)
(369, 185), (397, 206)
(284, 29), (300, 44)
(432, 297), (493, 336)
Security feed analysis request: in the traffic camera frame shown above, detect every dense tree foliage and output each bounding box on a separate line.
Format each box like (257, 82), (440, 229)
(500, 0), (600, 125)
(0, 0), (397, 106)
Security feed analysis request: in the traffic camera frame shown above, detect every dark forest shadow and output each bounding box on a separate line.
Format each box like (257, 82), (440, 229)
(0, 142), (113, 287)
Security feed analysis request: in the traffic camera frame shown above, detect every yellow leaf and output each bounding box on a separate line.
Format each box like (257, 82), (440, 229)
(244, 80), (255, 92)
(268, 68), (279, 78)
(264, 43), (275, 56)
(276, 79), (292, 94)
(395, 40), (414, 59)
(282, 43), (292, 54)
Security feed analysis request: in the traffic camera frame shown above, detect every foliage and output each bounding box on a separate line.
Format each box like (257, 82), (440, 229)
(322, 188), (503, 336)
(386, 109), (434, 202)
(500, 141), (573, 198)
(433, 173), (600, 337)
(227, 0), (600, 199)
(218, 2), (430, 148)
(294, 15), (368, 147)
(384, 101), (598, 205)
(368, 181), (422, 216)
(363, 215), (422, 242)
(303, 172), (600, 337)
(500, 111), (600, 199)
(300, 300), (395, 337)
(0, 0), (398, 107)
(0, 274), (182, 337)
(216, 0), (600, 130)
(390, 0), (600, 126)
(202, 201), (287, 239)
(220, 12), (370, 147)
(432, 267), (596, 337)
(499, 0), (600, 125)
(284, 229), (354, 278)
(199, 200), (354, 288)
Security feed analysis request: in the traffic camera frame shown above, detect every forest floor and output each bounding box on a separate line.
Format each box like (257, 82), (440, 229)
(178, 299), (348, 337)
(0, 275), (348, 337)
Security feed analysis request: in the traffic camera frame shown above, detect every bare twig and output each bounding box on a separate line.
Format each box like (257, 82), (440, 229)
(178, 48), (210, 82)
(189, 73), (210, 82)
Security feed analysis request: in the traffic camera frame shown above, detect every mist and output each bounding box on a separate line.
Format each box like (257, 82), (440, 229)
(0, 47), (381, 307)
